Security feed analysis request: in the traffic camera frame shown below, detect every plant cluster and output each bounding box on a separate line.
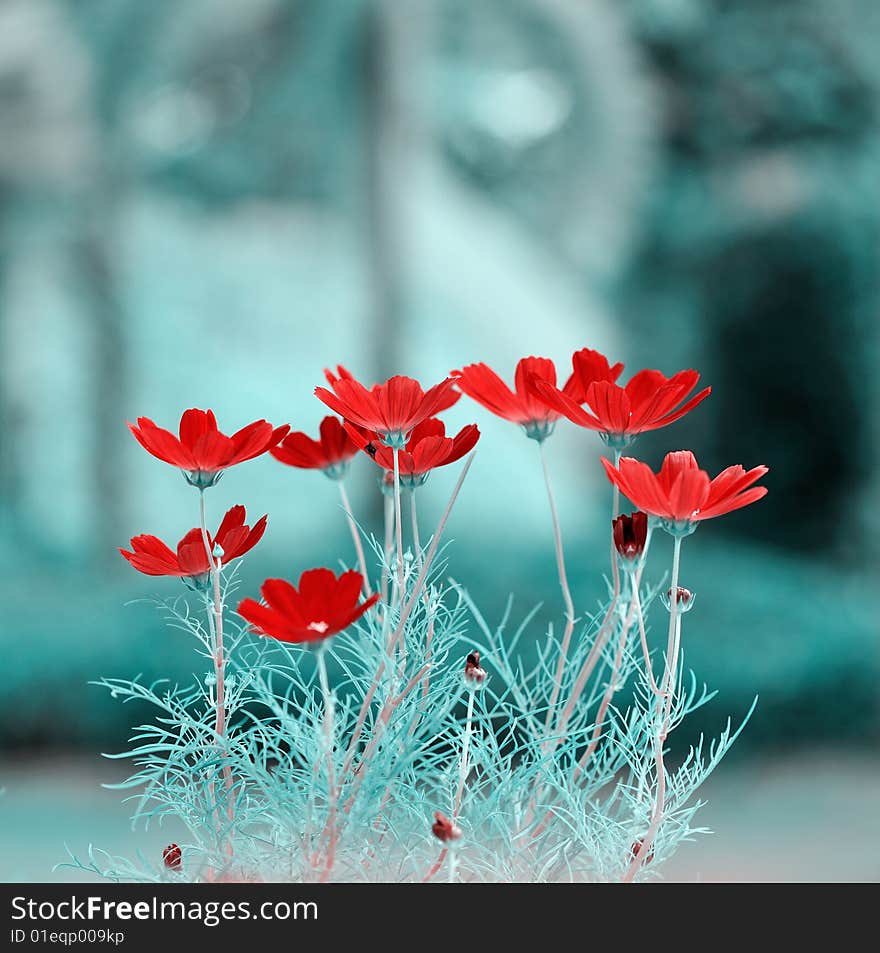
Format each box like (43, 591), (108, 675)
(67, 350), (767, 883)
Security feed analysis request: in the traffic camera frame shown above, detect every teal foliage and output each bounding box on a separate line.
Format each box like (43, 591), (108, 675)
(63, 534), (751, 883)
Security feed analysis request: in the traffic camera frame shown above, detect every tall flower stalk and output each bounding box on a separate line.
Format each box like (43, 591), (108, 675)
(621, 535), (683, 883)
(315, 644), (338, 882)
(197, 491), (234, 857)
(539, 441), (576, 727)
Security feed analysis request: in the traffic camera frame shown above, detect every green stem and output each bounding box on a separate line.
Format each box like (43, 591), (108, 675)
(621, 534), (683, 884)
(316, 645), (337, 883)
(392, 446), (404, 601)
(198, 490), (233, 859)
(409, 489), (421, 559)
(540, 442), (576, 731)
(338, 481), (371, 596)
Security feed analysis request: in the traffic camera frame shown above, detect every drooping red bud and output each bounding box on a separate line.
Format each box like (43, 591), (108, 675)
(163, 844), (182, 871)
(464, 650), (487, 686)
(612, 511), (648, 562)
(431, 811), (462, 843)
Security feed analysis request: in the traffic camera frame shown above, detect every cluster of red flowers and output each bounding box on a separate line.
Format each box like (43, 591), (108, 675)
(122, 348), (766, 641)
(123, 347), (768, 867)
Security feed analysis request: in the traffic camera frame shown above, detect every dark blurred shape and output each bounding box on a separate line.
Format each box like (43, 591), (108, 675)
(622, 0), (880, 559)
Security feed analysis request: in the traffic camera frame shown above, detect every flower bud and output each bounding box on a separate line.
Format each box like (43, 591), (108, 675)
(631, 839), (653, 864)
(661, 587), (695, 613)
(612, 511), (648, 564)
(464, 650), (487, 687)
(431, 811), (462, 843)
(163, 844), (182, 871)
(379, 471), (395, 497)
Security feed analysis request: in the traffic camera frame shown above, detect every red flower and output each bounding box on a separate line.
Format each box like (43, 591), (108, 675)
(431, 811), (462, 843)
(237, 568), (379, 645)
(120, 506), (267, 588)
(270, 416), (359, 479)
(163, 844), (182, 871)
(315, 366), (459, 447)
(129, 409), (289, 488)
(601, 450), (768, 534)
(451, 356), (578, 441)
(346, 418), (479, 487)
(530, 348), (710, 448)
(612, 511), (649, 563)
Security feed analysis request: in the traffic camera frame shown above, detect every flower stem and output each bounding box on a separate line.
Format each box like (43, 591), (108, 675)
(621, 534), (683, 883)
(339, 453), (475, 795)
(338, 480), (371, 596)
(609, 447), (622, 589)
(455, 688), (475, 817)
(548, 448), (625, 747)
(198, 489), (233, 859)
(427, 687), (474, 884)
(316, 644), (337, 883)
(633, 575), (662, 696)
(539, 442), (576, 730)
(380, 493), (393, 607)
(409, 489), (421, 559)
(392, 446), (404, 601)
(447, 845), (459, 884)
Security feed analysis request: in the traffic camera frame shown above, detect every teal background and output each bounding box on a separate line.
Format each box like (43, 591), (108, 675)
(0, 0), (878, 881)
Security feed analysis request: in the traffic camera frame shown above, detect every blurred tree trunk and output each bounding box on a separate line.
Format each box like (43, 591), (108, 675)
(71, 180), (127, 565)
(361, 0), (430, 383)
(0, 193), (23, 550)
(360, 1), (430, 518)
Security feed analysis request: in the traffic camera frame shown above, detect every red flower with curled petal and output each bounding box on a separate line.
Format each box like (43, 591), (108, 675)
(315, 366), (459, 447)
(346, 418), (479, 487)
(120, 506), (267, 589)
(128, 409), (289, 489)
(237, 568), (379, 645)
(530, 348), (710, 449)
(601, 450), (768, 535)
(451, 356), (588, 442)
(271, 416), (359, 480)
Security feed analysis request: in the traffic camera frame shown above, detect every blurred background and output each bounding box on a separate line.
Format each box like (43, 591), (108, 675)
(0, 0), (878, 882)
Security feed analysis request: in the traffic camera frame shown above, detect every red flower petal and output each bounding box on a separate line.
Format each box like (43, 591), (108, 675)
(452, 363), (525, 423)
(564, 347), (625, 402)
(657, 451), (700, 497)
(585, 381), (632, 434)
(698, 485), (768, 520)
(129, 419), (195, 469)
(120, 535), (181, 576)
(271, 432), (325, 468)
(415, 378), (459, 425)
(228, 420), (276, 466)
(447, 423), (480, 463)
(176, 528), (211, 576)
(667, 468), (711, 520)
(530, 379), (603, 429)
(179, 409), (217, 450)
(261, 578), (308, 628)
